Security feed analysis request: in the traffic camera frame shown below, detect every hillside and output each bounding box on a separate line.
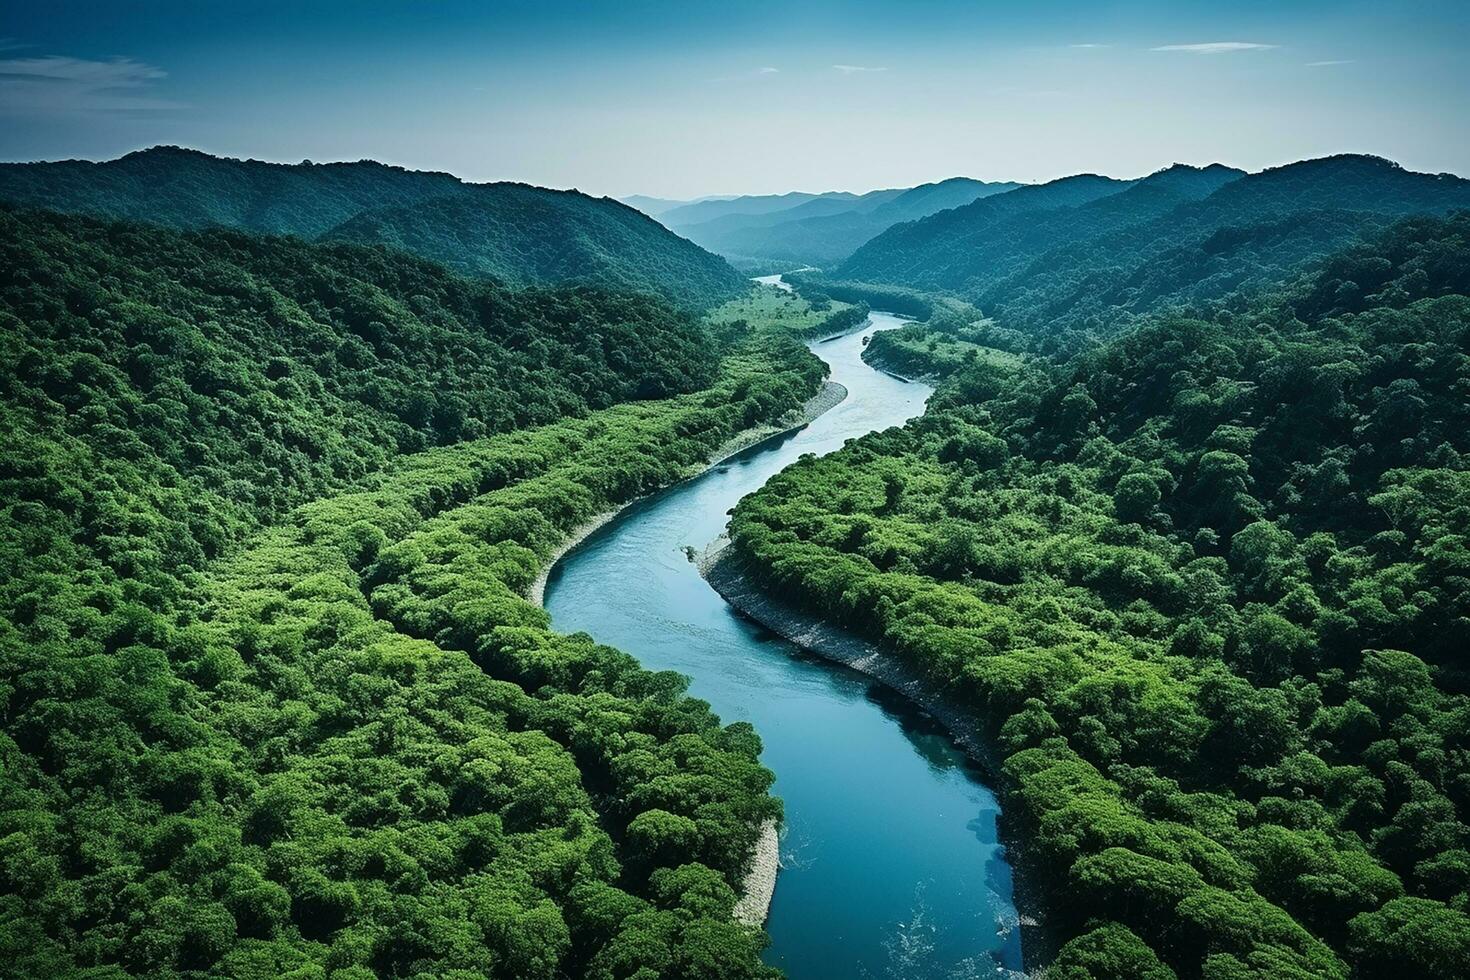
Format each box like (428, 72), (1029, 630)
(836, 155), (1470, 345)
(0, 147), (744, 309)
(838, 172), (1138, 283)
(726, 214), (1470, 979)
(323, 187), (744, 311)
(0, 205), (829, 977)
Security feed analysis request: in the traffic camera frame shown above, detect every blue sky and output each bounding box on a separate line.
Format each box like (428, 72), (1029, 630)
(1, 1), (1466, 198)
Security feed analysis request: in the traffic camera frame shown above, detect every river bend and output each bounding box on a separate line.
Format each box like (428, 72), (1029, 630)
(544, 279), (1023, 978)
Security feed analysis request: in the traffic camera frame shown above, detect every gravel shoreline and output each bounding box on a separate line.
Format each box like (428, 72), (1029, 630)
(700, 537), (1055, 969)
(526, 379), (848, 927)
(732, 819), (780, 927)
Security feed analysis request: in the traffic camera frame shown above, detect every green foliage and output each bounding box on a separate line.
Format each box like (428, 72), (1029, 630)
(0, 207), (821, 975)
(838, 155), (1470, 352)
(728, 214), (1470, 977)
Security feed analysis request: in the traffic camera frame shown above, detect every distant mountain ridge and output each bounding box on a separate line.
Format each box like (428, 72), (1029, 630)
(0, 146), (745, 309)
(833, 154), (1470, 340)
(649, 177), (1024, 267)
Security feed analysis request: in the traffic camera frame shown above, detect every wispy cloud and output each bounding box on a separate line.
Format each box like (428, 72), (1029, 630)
(832, 64), (887, 73)
(1305, 59), (1354, 67)
(1152, 42), (1278, 55)
(757, 66), (780, 74)
(0, 54), (183, 112)
(1069, 43), (1111, 49)
(0, 38), (30, 52)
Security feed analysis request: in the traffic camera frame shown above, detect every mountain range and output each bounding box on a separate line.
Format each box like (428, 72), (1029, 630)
(832, 154), (1470, 341)
(0, 146), (745, 310)
(626, 177), (1023, 268)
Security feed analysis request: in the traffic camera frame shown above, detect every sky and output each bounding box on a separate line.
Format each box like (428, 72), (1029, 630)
(1, 1), (1467, 199)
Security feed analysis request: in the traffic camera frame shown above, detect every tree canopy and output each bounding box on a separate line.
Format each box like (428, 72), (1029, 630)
(727, 213), (1470, 978)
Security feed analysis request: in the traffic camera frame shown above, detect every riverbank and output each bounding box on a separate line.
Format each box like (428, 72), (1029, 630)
(526, 379), (848, 928)
(526, 379), (847, 608)
(733, 819), (780, 927)
(699, 536), (1055, 971)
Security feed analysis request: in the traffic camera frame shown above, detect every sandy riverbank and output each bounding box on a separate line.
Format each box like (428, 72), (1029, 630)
(525, 380), (846, 608)
(699, 536), (1055, 968)
(526, 380), (848, 927)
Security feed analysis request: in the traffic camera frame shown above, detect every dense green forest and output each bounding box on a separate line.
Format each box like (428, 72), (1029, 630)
(725, 214), (1470, 978)
(0, 147), (744, 310)
(0, 205), (829, 976)
(835, 156), (1470, 350)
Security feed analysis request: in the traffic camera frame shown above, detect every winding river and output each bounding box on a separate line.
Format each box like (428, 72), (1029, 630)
(544, 277), (1023, 978)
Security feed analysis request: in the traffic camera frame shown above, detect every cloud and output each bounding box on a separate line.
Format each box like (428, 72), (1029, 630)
(1152, 42), (1278, 55)
(832, 64), (887, 73)
(1305, 59), (1354, 67)
(1068, 44), (1111, 49)
(0, 38), (30, 52)
(758, 66), (779, 74)
(0, 54), (183, 113)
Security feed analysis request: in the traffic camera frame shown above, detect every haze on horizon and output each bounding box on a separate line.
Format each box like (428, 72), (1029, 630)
(1, 0), (1467, 200)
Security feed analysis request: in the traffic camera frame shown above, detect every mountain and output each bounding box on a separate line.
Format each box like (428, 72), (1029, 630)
(978, 155), (1470, 340)
(838, 172), (1141, 284)
(619, 193), (691, 217)
(858, 163), (1245, 295)
(656, 190), (850, 227)
(0, 146), (745, 309)
(663, 178), (1024, 268)
(321, 186), (745, 311)
(835, 155), (1470, 344)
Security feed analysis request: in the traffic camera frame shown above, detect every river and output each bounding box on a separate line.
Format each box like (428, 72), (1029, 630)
(543, 276), (1023, 978)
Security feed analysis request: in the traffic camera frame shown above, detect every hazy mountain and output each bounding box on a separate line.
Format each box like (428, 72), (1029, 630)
(661, 177), (1024, 267)
(655, 190), (857, 228)
(619, 194), (691, 217)
(0, 146), (745, 309)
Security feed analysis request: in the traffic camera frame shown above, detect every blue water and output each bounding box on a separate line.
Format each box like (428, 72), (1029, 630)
(544, 284), (1023, 979)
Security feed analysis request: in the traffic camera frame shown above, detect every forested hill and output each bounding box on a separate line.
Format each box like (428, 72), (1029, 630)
(842, 163), (1241, 292)
(321, 186), (743, 311)
(836, 155), (1470, 345)
(0, 146), (745, 309)
(727, 213), (1470, 978)
(0, 204), (824, 976)
(836, 171), (1143, 284)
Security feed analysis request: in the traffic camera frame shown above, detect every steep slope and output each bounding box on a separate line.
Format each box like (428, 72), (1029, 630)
(0, 146), (745, 309)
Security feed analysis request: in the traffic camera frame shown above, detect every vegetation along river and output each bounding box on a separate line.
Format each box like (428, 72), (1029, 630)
(543, 277), (1024, 978)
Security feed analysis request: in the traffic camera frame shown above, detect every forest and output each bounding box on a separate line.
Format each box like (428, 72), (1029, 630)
(0, 147), (744, 311)
(726, 213), (1470, 978)
(832, 155), (1470, 352)
(0, 204), (829, 977)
